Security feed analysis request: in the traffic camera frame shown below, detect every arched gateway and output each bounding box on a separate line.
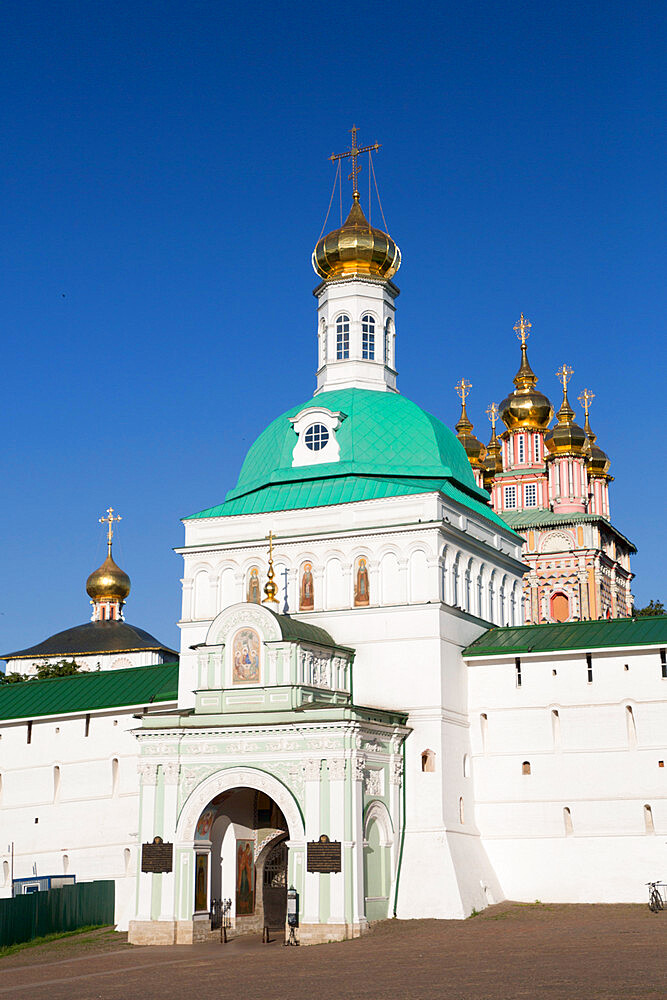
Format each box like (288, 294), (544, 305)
(128, 603), (409, 946)
(178, 767), (305, 935)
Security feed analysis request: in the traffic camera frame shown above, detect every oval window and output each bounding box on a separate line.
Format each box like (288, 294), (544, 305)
(304, 423), (329, 451)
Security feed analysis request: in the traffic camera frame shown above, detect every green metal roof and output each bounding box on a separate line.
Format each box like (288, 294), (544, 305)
(463, 616), (667, 657)
(267, 610), (342, 648)
(186, 389), (513, 532)
(500, 509), (636, 552)
(0, 662), (179, 721)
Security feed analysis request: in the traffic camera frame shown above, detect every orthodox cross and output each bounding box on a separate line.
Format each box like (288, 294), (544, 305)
(556, 364), (574, 390)
(455, 377), (472, 402)
(486, 402), (499, 429)
(99, 507), (122, 549)
(263, 530), (278, 605)
(513, 313), (532, 345)
(578, 387), (595, 416)
(281, 567), (289, 615)
(329, 125), (381, 200)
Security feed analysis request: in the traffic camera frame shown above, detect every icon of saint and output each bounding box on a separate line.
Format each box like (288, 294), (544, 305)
(300, 562), (314, 610)
(354, 557), (370, 607)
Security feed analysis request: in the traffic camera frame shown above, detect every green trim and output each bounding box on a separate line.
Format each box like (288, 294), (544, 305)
(392, 737), (407, 918)
(463, 615), (667, 657)
(0, 662), (179, 721)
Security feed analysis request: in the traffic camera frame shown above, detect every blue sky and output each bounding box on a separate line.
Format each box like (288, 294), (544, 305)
(1, 0), (664, 656)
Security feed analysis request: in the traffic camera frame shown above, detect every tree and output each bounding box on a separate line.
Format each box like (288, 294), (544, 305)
(635, 599), (665, 617)
(33, 659), (82, 679)
(0, 670), (28, 684)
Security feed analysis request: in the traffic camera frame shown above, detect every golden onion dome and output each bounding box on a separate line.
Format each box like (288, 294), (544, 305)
(312, 195), (401, 281)
(584, 413), (611, 478)
(455, 401), (486, 469)
(544, 385), (590, 459)
(499, 343), (553, 432)
(483, 426), (503, 490)
(86, 545), (131, 603)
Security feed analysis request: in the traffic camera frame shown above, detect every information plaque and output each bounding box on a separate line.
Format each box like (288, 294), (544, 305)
(141, 836), (174, 873)
(307, 834), (342, 873)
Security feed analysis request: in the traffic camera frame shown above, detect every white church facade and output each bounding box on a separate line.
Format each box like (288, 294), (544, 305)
(1, 146), (665, 944)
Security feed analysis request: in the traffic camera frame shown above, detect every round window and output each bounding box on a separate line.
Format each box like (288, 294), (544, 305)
(304, 423), (329, 451)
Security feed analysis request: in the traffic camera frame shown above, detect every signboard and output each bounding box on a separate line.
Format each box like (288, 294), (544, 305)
(141, 836), (173, 873)
(307, 834), (341, 873)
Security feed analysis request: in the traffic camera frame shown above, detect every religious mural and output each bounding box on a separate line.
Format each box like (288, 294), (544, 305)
(232, 627), (261, 684)
(354, 557), (370, 607)
(236, 839), (255, 915)
(247, 567), (261, 604)
(300, 562), (314, 610)
(195, 853), (208, 912)
(195, 808), (215, 840)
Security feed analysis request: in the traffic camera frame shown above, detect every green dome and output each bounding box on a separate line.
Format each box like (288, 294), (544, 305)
(227, 388), (483, 501)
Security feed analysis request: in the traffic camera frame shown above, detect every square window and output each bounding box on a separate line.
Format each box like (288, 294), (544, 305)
(524, 484), (537, 507)
(504, 486), (517, 509)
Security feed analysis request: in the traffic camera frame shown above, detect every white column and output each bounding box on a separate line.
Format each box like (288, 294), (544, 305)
(302, 758), (321, 924)
(328, 758), (347, 924)
(159, 763), (180, 921)
(136, 762), (158, 921)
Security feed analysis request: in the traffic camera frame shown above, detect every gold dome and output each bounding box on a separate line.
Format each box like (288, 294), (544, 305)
(312, 195), (401, 281)
(544, 383), (589, 459)
(455, 401), (486, 469)
(483, 426), (503, 490)
(584, 413), (611, 478)
(499, 342), (553, 432)
(86, 546), (131, 603)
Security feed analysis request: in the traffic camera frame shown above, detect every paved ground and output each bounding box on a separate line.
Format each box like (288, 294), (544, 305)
(2, 903), (667, 999)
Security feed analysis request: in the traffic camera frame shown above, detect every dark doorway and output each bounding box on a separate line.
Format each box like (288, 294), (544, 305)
(262, 840), (287, 932)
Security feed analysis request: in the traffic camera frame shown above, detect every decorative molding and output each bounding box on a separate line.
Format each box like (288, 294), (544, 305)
(328, 758), (346, 781)
(162, 762), (180, 785)
(137, 762), (158, 785)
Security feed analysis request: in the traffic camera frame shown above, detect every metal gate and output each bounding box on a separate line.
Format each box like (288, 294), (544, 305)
(262, 841), (287, 930)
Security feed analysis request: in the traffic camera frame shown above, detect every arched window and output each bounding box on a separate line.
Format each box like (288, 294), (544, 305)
(563, 806), (574, 836)
(384, 321), (391, 364)
(111, 758), (119, 798)
(463, 754), (470, 778)
(459, 796), (465, 824)
(53, 765), (61, 803)
(124, 847), (131, 874)
(361, 314), (375, 360)
(522, 761), (531, 775)
(62, 854), (69, 874)
(421, 749), (436, 772)
(336, 315), (350, 359)
(626, 705), (637, 748)
(644, 804), (655, 834)
(2, 861), (8, 887)
(480, 713), (488, 753)
(551, 592), (570, 622)
(551, 709), (561, 749)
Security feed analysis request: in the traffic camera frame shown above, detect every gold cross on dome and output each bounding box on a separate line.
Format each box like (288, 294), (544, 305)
(329, 125), (381, 200)
(99, 507), (122, 546)
(513, 313), (532, 345)
(556, 364), (574, 390)
(266, 530), (274, 561)
(455, 378), (472, 402)
(578, 387), (595, 416)
(486, 402), (499, 428)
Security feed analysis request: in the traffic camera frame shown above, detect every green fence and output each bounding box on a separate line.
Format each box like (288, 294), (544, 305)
(0, 879), (115, 948)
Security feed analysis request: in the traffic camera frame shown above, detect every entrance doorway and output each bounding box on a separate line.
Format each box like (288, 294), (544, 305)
(194, 787), (289, 935)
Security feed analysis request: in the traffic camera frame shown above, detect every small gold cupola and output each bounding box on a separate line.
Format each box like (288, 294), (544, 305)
(499, 314), (554, 432)
(483, 402), (504, 490)
(312, 126), (401, 281)
(578, 388), (611, 478)
(544, 366), (590, 458)
(86, 507), (131, 622)
(454, 378), (486, 469)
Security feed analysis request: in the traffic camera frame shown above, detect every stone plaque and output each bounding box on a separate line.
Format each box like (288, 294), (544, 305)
(141, 836), (173, 873)
(307, 834), (341, 873)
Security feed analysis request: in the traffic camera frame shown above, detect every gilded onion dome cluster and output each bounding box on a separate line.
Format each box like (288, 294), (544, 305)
(312, 194), (401, 281)
(579, 388), (611, 479)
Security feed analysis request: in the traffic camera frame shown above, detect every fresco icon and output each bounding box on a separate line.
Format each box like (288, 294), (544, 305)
(232, 627), (261, 684)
